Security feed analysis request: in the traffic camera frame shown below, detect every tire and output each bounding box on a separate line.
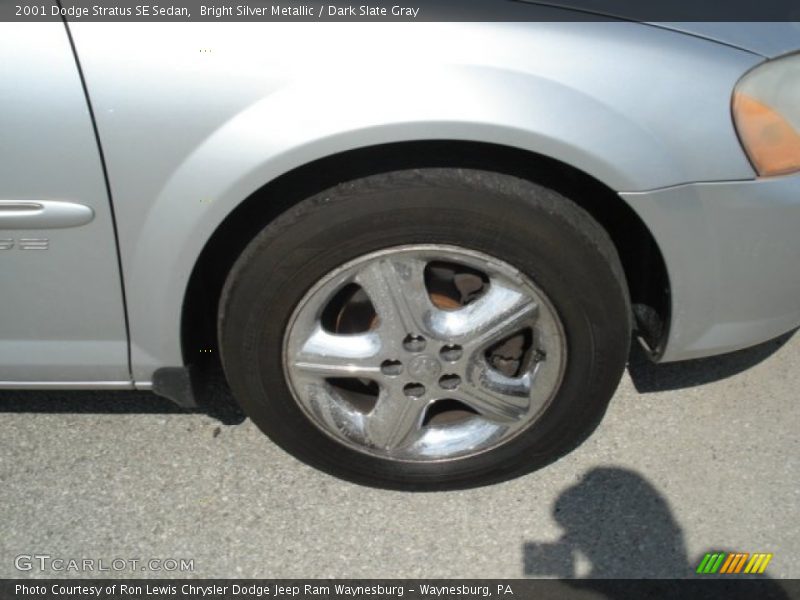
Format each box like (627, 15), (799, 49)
(219, 169), (631, 490)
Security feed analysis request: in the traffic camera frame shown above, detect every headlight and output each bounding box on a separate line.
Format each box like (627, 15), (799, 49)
(733, 52), (800, 177)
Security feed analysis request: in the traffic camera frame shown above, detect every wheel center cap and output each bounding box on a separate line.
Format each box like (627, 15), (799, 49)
(408, 354), (442, 381)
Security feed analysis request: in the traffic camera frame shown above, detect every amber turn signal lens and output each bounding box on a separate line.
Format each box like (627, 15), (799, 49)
(733, 92), (800, 177)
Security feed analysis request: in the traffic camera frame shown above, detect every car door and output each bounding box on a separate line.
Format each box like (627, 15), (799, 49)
(0, 20), (129, 385)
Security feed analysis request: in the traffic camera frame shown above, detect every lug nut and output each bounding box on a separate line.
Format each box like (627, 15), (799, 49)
(440, 344), (463, 362)
(380, 359), (403, 376)
(438, 374), (461, 390)
(403, 335), (426, 353)
(403, 383), (426, 398)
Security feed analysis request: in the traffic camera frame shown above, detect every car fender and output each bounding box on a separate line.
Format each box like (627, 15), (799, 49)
(69, 23), (760, 380)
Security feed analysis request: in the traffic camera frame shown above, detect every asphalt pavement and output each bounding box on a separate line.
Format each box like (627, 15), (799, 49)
(0, 332), (798, 580)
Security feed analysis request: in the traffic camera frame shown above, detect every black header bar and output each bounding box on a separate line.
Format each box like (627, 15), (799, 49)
(3, 0), (800, 22)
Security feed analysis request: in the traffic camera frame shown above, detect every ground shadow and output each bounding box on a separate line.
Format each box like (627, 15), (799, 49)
(523, 467), (687, 578)
(523, 467), (793, 598)
(0, 367), (244, 425)
(628, 329), (796, 394)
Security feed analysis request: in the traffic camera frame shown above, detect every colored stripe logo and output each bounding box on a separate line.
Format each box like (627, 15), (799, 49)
(696, 552), (772, 574)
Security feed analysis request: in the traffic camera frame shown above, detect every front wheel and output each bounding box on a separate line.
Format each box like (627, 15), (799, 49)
(219, 169), (631, 489)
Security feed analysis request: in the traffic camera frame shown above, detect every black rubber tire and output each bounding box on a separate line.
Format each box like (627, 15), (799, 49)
(219, 169), (631, 490)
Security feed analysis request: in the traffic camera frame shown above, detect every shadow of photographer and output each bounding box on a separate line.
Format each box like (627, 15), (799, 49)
(523, 467), (792, 599)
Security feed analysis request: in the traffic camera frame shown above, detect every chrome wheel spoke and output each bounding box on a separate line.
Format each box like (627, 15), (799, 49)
(454, 378), (530, 423)
(292, 326), (381, 379)
(354, 256), (432, 339)
(430, 283), (537, 349)
(365, 391), (426, 450)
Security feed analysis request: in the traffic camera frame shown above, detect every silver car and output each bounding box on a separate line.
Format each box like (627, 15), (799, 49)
(2, 17), (799, 489)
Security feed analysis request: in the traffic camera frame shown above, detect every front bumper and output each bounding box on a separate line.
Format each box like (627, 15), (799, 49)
(621, 174), (800, 362)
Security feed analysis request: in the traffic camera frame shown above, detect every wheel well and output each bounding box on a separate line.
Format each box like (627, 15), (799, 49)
(182, 140), (670, 369)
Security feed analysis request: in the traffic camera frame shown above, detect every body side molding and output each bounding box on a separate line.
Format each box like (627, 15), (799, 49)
(0, 200), (94, 229)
